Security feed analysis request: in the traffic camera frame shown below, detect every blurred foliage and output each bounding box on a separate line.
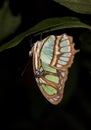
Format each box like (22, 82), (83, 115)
(0, 0), (21, 41)
(53, 0), (91, 14)
(0, 17), (91, 52)
(0, 1), (91, 52)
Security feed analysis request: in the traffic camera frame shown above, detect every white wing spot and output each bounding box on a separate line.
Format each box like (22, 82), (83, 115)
(56, 64), (62, 68)
(49, 99), (54, 103)
(67, 46), (71, 52)
(56, 95), (60, 99)
(61, 72), (65, 77)
(53, 98), (58, 101)
(61, 79), (64, 84)
(59, 86), (62, 90)
(62, 34), (68, 41)
(66, 40), (70, 45)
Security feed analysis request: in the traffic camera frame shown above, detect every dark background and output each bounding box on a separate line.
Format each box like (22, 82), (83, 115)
(0, 0), (91, 129)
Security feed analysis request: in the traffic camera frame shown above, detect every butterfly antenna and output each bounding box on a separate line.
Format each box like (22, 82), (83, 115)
(40, 33), (43, 41)
(21, 37), (33, 77)
(21, 59), (30, 77)
(29, 37), (34, 48)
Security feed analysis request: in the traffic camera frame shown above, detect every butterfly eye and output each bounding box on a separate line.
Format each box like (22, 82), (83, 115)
(31, 34), (79, 105)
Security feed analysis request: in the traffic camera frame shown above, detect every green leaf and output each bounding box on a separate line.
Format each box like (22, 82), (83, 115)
(0, 1), (21, 41)
(0, 17), (91, 52)
(53, 0), (91, 14)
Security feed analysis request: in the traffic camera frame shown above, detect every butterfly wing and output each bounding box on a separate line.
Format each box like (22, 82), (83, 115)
(31, 34), (79, 105)
(51, 34), (79, 69)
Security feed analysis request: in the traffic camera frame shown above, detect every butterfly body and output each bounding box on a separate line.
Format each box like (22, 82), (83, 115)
(29, 34), (79, 105)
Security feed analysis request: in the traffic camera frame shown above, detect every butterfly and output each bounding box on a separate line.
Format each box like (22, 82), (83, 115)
(29, 34), (79, 105)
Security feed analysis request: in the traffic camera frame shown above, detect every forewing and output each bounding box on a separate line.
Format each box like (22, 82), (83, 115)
(51, 34), (79, 69)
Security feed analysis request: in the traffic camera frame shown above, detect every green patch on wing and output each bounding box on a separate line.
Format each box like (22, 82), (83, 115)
(42, 62), (57, 73)
(40, 35), (55, 64)
(45, 75), (59, 84)
(60, 57), (69, 61)
(60, 40), (68, 47)
(41, 84), (57, 95)
(61, 46), (70, 52)
(62, 53), (71, 57)
(40, 51), (52, 64)
(58, 60), (67, 65)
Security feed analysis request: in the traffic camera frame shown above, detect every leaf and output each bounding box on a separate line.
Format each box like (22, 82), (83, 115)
(0, 1), (21, 41)
(0, 17), (91, 52)
(53, 0), (91, 14)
